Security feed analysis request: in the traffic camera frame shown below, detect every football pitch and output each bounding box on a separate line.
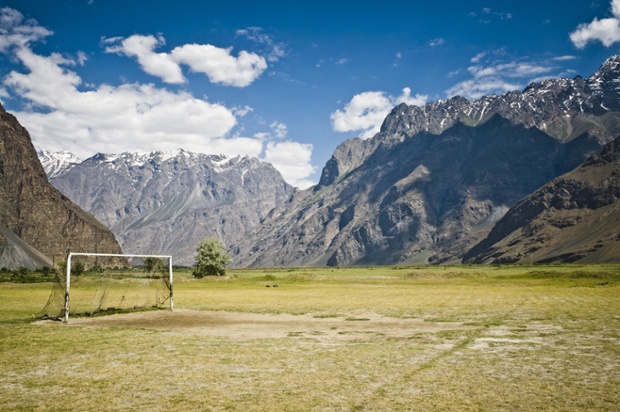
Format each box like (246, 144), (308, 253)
(1, 264), (619, 411)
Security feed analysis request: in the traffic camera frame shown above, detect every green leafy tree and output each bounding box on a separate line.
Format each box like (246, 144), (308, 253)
(56, 259), (85, 277)
(193, 237), (232, 278)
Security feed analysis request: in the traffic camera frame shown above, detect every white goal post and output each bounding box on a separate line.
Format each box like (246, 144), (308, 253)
(64, 252), (174, 323)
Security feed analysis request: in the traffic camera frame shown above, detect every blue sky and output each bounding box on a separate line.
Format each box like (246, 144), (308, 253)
(0, 1), (618, 188)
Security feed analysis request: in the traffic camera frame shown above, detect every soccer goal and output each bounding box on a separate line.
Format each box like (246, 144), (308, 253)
(40, 253), (173, 323)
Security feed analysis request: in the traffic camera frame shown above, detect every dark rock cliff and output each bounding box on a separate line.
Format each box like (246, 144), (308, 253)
(0, 103), (123, 268)
(464, 137), (620, 264)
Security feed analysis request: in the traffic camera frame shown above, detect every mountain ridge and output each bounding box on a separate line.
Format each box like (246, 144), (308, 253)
(37, 55), (620, 268)
(463, 136), (620, 264)
(315, 56), (620, 193)
(231, 55), (620, 267)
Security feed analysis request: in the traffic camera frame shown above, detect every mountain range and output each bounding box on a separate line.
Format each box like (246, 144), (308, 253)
(38, 55), (620, 268)
(230, 55), (620, 267)
(41, 149), (295, 266)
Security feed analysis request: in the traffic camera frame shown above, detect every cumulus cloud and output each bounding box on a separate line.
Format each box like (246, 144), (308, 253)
(4, 47), (238, 156)
(0, 7), (315, 188)
(103, 34), (185, 83)
(331, 88), (428, 139)
(171, 43), (267, 87)
(570, 0), (620, 48)
(263, 141), (315, 189)
(104, 33), (267, 87)
(398, 87), (428, 106)
(446, 51), (556, 100)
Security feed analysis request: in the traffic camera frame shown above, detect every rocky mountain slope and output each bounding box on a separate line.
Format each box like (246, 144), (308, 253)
(0, 224), (53, 269)
(231, 55), (620, 267)
(45, 150), (295, 266)
(464, 136), (620, 264)
(0, 103), (123, 269)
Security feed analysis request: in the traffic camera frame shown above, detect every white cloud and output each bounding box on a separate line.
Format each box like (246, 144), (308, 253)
(552, 55), (577, 61)
(253, 132), (270, 140)
(263, 141), (315, 189)
(104, 34), (185, 84)
(0, 7), (52, 52)
(232, 105), (253, 117)
(76, 51), (88, 66)
(397, 87), (428, 107)
(104, 34), (267, 87)
(270, 121), (287, 139)
(570, 0), (620, 48)
(445, 79), (522, 100)
(331, 88), (428, 139)
(0, 7), (316, 188)
(468, 62), (551, 79)
(171, 43), (267, 87)
(471, 7), (513, 23)
(470, 52), (486, 63)
(429, 37), (445, 47)
(446, 51), (556, 100)
(331, 91), (391, 139)
(235, 26), (286, 62)
(4, 47), (238, 156)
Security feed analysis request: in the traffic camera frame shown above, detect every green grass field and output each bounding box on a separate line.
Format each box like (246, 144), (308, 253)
(1, 264), (620, 411)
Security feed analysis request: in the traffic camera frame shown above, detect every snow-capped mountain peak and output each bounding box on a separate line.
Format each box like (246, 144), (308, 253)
(36, 148), (82, 179)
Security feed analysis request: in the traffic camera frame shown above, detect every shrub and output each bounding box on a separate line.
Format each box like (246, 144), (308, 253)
(193, 237), (232, 278)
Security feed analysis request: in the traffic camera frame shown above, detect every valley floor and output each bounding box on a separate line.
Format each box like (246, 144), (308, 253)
(1, 264), (619, 411)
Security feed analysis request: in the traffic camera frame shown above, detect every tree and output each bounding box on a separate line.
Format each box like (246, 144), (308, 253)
(144, 257), (164, 274)
(72, 260), (85, 277)
(193, 237), (232, 278)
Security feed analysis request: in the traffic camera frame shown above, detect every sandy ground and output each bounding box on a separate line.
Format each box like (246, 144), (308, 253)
(42, 309), (474, 342)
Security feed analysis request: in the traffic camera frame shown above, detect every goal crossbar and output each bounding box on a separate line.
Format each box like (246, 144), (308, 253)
(64, 252), (174, 323)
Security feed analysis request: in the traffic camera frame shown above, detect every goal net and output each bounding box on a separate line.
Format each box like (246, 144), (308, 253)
(40, 253), (173, 322)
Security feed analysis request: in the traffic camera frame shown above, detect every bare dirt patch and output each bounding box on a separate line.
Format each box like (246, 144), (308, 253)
(40, 309), (474, 342)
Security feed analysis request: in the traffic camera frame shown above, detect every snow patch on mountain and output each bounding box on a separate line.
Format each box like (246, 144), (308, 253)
(36, 148), (82, 179)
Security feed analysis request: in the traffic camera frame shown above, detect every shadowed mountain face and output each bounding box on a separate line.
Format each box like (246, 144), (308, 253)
(232, 115), (601, 267)
(0, 103), (123, 269)
(231, 56), (620, 267)
(464, 137), (620, 264)
(44, 150), (296, 266)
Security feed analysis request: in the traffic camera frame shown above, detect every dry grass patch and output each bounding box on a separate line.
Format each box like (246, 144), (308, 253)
(1, 264), (620, 411)
(46, 308), (475, 343)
